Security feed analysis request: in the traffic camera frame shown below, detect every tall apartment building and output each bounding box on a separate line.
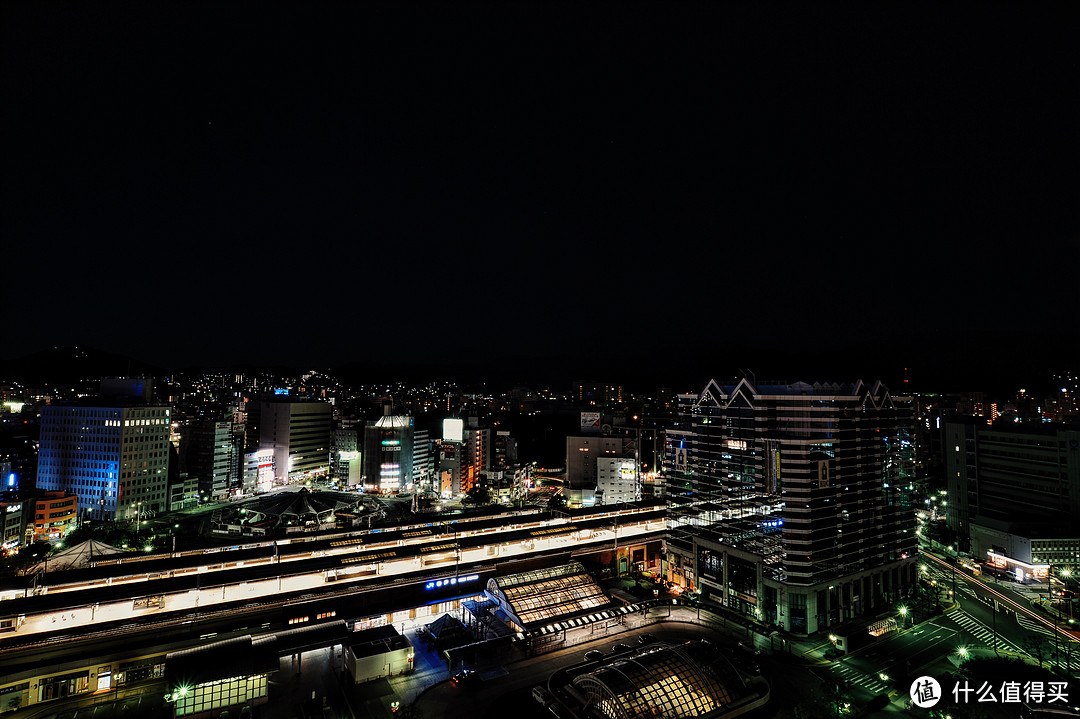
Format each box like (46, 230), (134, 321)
(466, 418), (492, 476)
(256, 397), (332, 485)
(665, 378), (916, 635)
(37, 399), (172, 522)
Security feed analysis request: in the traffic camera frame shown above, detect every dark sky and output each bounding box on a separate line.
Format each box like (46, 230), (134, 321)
(2, 3), (1076, 389)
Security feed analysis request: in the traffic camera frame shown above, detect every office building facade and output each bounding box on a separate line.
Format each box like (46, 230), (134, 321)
(182, 419), (240, 501)
(945, 421), (1080, 578)
(596, 457), (638, 504)
(37, 403), (172, 521)
(332, 419), (362, 487)
(945, 422), (1080, 541)
(257, 398), (332, 485)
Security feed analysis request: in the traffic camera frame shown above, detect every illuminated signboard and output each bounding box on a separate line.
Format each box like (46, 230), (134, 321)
(274, 388), (289, 396)
(443, 418), (464, 443)
(424, 574), (480, 590)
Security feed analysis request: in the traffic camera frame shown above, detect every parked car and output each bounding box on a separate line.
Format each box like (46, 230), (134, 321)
(637, 633), (657, 646)
(584, 650), (605, 662)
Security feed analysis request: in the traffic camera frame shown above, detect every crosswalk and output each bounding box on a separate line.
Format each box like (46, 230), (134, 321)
(828, 661), (889, 695)
(1017, 614), (1059, 639)
(945, 609), (1024, 654)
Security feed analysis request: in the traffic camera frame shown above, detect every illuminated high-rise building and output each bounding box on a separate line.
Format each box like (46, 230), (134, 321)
(665, 378), (916, 635)
(363, 403), (417, 493)
(37, 381), (172, 521)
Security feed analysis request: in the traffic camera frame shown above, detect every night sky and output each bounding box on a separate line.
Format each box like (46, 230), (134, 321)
(2, 3), (1076, 390)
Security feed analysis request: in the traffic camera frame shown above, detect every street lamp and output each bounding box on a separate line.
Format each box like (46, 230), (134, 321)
(1062, 569), (1073, 622)
(898, 606), (909, 628)
(1048, 565), (1061, 669)
(956, 646), (969, 661)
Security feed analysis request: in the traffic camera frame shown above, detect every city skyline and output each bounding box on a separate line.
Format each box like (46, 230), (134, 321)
(3, 3), (1076, 386)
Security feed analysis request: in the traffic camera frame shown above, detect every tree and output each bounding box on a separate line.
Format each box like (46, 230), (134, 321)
(911, 578), (939, 619)
(462, 486), (492, 506)
(1022, 634), (1050, 668)
(547, 493), (567, 512)
(821, 678), (852, 719)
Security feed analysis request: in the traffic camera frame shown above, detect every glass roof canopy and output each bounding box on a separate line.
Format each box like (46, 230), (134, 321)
(573, 641), (744, 719)
(486, 561), (611, 630)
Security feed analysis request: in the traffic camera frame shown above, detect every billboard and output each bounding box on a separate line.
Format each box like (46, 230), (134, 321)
(443, 418), (464, 443)
(581, 412), (601, 431)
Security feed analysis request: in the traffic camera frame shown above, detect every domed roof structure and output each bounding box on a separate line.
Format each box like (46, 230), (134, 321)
(216, 487), (375, 532)
(572, 641), (756, 719)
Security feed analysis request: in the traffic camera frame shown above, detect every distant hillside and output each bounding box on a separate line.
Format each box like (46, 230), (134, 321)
(0, 347), (165, 386)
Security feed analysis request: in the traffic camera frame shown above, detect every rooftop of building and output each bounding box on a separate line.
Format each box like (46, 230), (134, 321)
(373, 414), (411, 428)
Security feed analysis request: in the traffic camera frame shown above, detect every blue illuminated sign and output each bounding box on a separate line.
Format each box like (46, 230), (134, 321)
(6, 473), (14, 487)
(424, 574), (480, 591)
(274, 389), (290, 396)
(760, 518), (783, 529)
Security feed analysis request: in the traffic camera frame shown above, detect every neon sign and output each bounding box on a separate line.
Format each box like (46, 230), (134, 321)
(425, 574), (479, 590)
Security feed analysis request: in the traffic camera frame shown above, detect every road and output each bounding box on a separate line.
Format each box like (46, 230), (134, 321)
(819, 550), (1080, 710)
(922, 552), (1080, 674)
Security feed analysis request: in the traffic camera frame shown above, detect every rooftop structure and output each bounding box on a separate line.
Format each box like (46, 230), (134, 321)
(209, 487), (374, 535)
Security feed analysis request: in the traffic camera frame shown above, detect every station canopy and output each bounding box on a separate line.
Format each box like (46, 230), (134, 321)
(27, 539), (122, 574)
(485, 561), (611, 631)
